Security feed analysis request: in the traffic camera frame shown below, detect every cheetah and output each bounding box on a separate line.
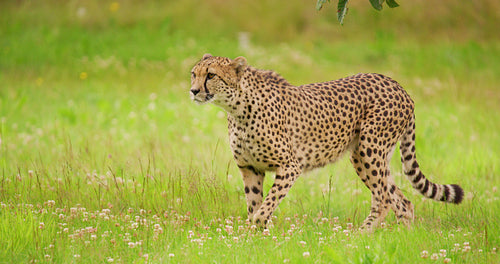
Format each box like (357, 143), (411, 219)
(190, 54), (464, 231)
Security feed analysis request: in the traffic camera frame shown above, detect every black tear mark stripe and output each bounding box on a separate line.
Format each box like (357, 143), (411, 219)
(203, 74), (210, 94)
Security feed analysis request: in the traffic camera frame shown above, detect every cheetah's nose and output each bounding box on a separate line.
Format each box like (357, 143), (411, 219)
(190, 88), (200, 96)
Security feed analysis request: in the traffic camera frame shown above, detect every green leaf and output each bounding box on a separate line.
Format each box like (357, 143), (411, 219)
(316, 0), (329, 11)
(337, 0), (349, 25)
(369, 0), (384, 11)
(386, 0), (399, 8)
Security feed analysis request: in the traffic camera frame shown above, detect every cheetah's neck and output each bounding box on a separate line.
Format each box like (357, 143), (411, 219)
(227, 67), (292, 117)
(248, 67), (291, 87)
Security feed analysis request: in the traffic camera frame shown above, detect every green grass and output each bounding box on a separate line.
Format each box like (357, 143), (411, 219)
(1, 0), (499, 263)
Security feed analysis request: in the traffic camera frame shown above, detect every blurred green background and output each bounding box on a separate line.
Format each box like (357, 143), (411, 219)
(2, 0), (500, 70)
(1, 0), (499, 166)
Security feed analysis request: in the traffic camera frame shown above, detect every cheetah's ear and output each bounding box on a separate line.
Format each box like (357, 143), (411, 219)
(202, 53), (213, 60)
(231, 56), (247, 77)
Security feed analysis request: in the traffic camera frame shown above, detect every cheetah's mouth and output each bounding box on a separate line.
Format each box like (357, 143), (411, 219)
(192, 94), (214, 104)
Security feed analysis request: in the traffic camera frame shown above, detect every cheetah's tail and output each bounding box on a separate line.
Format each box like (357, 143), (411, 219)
(399, 115), (464, 204)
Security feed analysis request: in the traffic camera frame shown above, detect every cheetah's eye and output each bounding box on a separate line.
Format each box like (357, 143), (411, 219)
(191, 72), (196, 78)
(207, 72), (216, 80)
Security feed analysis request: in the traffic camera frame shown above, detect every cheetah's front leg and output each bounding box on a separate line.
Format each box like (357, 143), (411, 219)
(239, 166), (265, 220)
(253, 163), (301, 226)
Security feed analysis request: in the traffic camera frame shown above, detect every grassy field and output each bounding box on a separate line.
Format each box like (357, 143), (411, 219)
(1, 0), (499, 263)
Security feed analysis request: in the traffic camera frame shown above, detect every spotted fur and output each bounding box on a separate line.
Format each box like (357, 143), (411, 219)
(190, 54), (464, 230)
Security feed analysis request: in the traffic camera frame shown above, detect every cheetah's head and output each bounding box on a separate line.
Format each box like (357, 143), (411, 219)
(190, 54), (247, 105)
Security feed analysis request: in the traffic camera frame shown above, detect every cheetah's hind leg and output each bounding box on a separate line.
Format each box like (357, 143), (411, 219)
(385, 145), (415, 227)
(350, 143), (391, 232)
(351, 140), (414, 232)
